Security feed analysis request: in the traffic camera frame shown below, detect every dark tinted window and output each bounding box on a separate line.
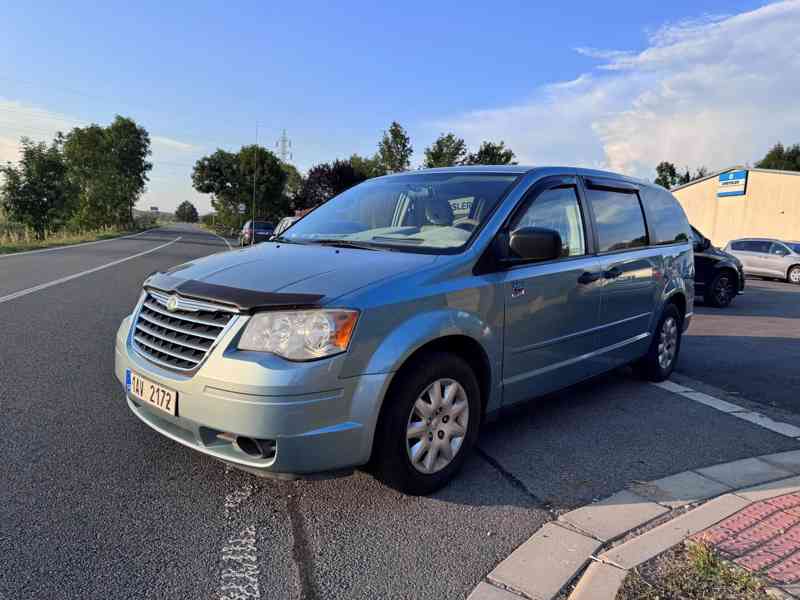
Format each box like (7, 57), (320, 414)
(731, 241), (745, 250)
(587, 188), (648, 252)
(644, 188), (690, 245)
(747, 241), (770, 253)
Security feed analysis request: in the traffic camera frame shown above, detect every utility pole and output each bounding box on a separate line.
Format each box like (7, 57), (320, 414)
(275, 129), (292, 162)
(252, 123), (258, 246)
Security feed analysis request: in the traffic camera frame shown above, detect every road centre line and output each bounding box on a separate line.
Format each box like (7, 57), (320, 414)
(653, 380), (800, 439)
(0, 236), (181, 305)
(0, 228), (159, 259)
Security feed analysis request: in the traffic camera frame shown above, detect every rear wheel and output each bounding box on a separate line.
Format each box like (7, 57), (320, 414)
(705, 271), (736, 307)
(373, 352), (480, 495)
(634, 304), (683, 382)
(788, 266), (800, 285)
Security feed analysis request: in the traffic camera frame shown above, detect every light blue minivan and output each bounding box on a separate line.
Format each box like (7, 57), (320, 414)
(115, 166), (693, 494)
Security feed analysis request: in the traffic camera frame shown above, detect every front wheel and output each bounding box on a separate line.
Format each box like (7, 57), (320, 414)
(634, 304), (683, 382)
(373, 352), (481, 495)
(705, 271), (736, 307)
(788, 266), (800, 285)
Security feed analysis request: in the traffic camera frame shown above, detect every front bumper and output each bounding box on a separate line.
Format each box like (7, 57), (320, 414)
(114, 315), (393, 476)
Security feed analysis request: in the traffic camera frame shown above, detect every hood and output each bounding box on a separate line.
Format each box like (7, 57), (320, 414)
(147, 242), (438, 309)
(702, 244), (742, 266)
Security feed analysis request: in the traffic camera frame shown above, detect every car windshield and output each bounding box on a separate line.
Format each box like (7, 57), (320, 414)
(282, 172), (519, 252)
(788, 242), (800, 254)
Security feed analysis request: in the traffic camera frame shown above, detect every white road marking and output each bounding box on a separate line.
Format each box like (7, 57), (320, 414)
(217, 472), (261, 600)
(207, 229), (234, 250)
(0, 228), (158, 259)
(0, 236), (181, 304)
(653, 380), (800, 439)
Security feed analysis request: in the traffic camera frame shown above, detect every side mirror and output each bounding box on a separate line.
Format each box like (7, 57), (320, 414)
(508, 227), (562, 262)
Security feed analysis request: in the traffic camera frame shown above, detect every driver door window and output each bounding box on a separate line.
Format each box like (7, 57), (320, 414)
(511, 186), (586, 258)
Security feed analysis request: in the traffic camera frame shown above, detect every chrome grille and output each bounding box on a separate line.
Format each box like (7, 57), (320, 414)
(132, 289), (237, 371)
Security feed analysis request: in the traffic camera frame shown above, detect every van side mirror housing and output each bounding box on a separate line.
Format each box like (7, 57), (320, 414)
(508, 227), (562, 262)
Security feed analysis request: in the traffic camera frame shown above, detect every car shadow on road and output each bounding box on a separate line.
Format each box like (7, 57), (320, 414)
(437, 369), (799, 512)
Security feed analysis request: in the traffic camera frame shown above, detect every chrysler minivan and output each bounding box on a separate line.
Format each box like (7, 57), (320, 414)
(115, 166), (694, 494)
(725, 238), (800, 284)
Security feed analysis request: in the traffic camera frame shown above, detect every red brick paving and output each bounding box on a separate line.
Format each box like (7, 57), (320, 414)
(693, 491), (800, 585)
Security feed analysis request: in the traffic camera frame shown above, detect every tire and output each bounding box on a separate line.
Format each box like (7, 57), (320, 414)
(705, 270), (736, 307)
(634, 304), (683, 382)
(373, 352), (481, 495)
(788, 265), (800, 285)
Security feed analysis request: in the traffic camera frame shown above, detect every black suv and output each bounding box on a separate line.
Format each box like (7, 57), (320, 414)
(692, 226), (745, 307)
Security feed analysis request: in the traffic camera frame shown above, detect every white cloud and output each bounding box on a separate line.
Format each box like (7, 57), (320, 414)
(435, 1), (800, 179)
(151, 135), (198, 152)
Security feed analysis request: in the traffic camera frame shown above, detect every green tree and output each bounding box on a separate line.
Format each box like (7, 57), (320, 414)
(175, 200), (199, 222)
(377, 121), (412, 173)
(677, 166), (709, 186)
(654, 161), (679, 189)
(349, 153), (386, 178)
(298, 159), (368, 208)
(105, 116), (152, 225)
(0, 137), (73, 238)
(464, 140), (516, 165)
(280, 162), (304, 206)
(755, 142), (800, 171)
(423, 133), (467, 168)
(192, 145), (288, 228)
(62, 115), (152, 228)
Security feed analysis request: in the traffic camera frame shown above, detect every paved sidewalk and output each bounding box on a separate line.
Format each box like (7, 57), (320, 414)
(468, 450), (800, 600)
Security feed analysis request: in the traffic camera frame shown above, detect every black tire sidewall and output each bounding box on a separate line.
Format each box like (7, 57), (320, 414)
(376, 352), (481, 495)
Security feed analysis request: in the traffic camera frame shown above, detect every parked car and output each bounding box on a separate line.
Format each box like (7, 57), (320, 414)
(115, 166), (694, 494)
(240, 220), (274, 246)
(691, 226), (744, 307)
(273, 216), (300, 238)
(724, 238), (800, 284)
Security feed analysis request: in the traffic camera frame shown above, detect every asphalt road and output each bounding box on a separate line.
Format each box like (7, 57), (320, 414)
(678, 278), (800, 411)
(1, 225), (798, 600)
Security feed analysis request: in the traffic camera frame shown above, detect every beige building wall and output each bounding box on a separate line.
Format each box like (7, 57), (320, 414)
(673, 169), (800, 247)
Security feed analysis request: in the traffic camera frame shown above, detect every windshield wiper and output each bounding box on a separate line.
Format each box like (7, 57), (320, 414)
(310, 239), (380, 251)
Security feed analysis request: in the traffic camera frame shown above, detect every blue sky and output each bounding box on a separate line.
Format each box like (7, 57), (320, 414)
(2, 1), (797, 213)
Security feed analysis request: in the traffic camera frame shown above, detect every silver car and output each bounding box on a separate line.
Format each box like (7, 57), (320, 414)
(724, 238), (800, 284)
(114, 166), (694, 494)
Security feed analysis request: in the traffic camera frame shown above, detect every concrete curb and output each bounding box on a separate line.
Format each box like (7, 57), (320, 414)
(467, 449), (800, 600)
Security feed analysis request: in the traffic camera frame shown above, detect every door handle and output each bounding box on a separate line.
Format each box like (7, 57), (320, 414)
(578, 271), (601, 285)
(604, 266), (622, 279)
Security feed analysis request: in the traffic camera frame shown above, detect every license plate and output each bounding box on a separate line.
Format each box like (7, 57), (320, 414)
(126, 369), (178, 416)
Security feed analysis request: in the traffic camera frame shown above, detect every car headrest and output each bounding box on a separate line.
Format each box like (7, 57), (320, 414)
(425, 197), (454, 226)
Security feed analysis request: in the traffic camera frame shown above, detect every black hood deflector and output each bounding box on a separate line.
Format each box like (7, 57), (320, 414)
(144, 273), (324, 313)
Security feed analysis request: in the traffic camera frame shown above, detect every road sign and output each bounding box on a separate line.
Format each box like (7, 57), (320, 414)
(238, 203), (246, 214)
(717, 170), (748, 197)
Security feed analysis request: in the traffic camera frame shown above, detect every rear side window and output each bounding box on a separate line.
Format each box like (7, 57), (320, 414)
(586, 187), (648, 252)
(731, 241), (745, 250)
(747, 241), (770, 253)
(644, 188), (690, 245)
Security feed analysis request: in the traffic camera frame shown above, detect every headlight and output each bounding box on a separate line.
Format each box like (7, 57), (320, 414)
(238, 309), (359, 361)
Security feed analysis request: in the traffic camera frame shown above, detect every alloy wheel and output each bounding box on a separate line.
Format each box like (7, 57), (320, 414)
(406, 378), (469, 474)
(714, 275), (734, 305)
(657, 316), (678, 370)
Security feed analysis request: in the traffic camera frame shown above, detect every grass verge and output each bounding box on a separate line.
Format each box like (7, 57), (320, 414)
(617, 541), (771, 599)
(0, 227), (152, 255)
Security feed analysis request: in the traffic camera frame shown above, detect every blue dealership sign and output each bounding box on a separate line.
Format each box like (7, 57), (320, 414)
(717, 170), (747, 197)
